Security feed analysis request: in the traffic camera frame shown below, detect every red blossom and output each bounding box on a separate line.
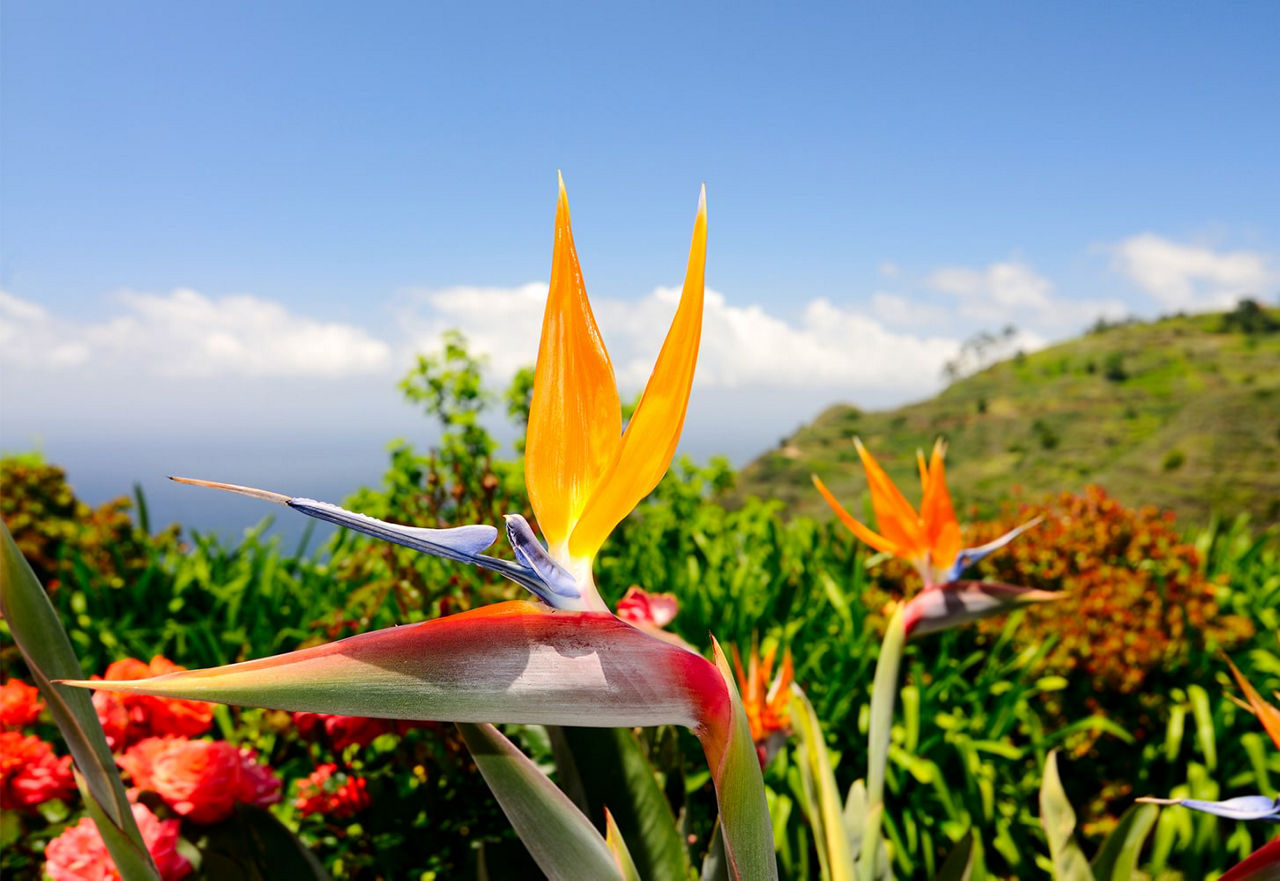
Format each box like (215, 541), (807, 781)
(92, 656), (214, 749)
(294, 762), (371, 819)
(44, 801), (192, 881)
(292, 711), (399, 751)
(118, 736), (281, 824)
(0, 678), (45, 729)
(0, 731), (76, 810)
(615, 586), (679, 629)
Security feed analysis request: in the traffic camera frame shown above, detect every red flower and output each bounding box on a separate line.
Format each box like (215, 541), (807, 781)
(292, 711), (398, 751)
(92, 657), (214, 749)
(118, 737), (281, 824)
(0, 678), (44, 729)
(294, 762), (371, 819)
(0, 731), (76, 810)
(45, 800), (192, 881)
(615, 586), (679, 630)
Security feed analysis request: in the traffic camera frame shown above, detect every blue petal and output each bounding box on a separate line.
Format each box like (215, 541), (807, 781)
(288, 498), (498, 562)
(944, 517), (1043, 581)
(502, 515), (581, 599)
(1176, 795), (1280, 822)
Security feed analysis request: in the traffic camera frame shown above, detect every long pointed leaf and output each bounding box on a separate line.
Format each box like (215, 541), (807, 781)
(1039, 750), (1094, 881)
(458, 722), (621, 881)
(1089, 803), (1158, 881)
(0, 522), (159, 881)
(555, 726), (690, 881)
(790, 684), (854, 881)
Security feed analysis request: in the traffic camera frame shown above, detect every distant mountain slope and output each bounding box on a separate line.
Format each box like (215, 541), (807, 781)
(733, 303), (1280, 527)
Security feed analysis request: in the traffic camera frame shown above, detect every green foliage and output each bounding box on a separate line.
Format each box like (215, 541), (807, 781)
(5, 329), (1280, 879)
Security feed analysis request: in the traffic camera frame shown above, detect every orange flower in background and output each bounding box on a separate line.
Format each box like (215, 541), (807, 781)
(731, 642), (794, 766)
(44, 800), (192, 881)
(92, 656), (214, 749)
(815, 438), (1053, 636)
(0, 677), (44, 729)
(814, 439), (962, 588)
(294, 763), (371, 819)
(118, 736), (281, 824)
(0, 731), (76, 809)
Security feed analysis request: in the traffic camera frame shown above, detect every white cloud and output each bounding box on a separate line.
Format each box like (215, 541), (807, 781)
(1, 288), (393, 377)
(1110, 234), (1277, 311)
(399, 284), (960, 398)
(923, 259), (1128, 334)
(869, 291), (950, 329)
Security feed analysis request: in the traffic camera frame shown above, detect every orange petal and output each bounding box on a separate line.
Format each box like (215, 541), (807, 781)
(525, 175), (622, 550)
(1227, 658), (1280, 752)
(812, 474), (902, 557)
(568, 186), (707, 561)
(853, 439), (924, 555)
(919, 439), (961, 568)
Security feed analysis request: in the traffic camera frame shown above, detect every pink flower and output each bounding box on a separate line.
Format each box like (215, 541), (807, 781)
(0, 678), (44, 729)
(118, 737), (281, 824)
(0, 731), (76, 810)
(45, 801), (192, 881)
(615, 586), (679, 629)
(92, 657), (214, 749)
(294, 762), (371, 819)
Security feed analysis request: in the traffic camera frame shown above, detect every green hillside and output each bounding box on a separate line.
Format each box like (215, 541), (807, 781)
(734, 302), (1280, 527)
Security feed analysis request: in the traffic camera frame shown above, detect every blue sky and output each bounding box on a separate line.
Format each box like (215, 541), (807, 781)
(3, 1), (1278, 533)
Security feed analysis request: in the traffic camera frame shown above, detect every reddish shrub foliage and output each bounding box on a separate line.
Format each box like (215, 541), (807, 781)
(968, 486), (1253, 692)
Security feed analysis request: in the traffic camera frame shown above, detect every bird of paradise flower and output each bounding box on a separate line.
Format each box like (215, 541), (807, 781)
(62, 178), (777, 880)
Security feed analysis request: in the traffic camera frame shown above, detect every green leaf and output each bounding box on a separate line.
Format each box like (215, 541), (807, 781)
(861, 604), (905, 881)
(605, 809), (643, 881)
(700, 822), (729, 881)
(0, 522), (159, 881)
(552, 726), (691, 881)
(707, 639), (779, 881)
(197, 803), (331, 880)
(933, 830), (975, 881)
(1089, 803), (1157, 881)
(790, 684), (855, 881)
(458, 722), (622, 881)
(1038, 750), (1093, 881)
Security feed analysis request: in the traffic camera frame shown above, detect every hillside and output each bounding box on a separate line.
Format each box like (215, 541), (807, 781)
(733, 303), (1280, 527)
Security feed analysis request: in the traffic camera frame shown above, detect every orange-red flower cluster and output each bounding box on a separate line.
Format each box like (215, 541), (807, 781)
(45, 801), (192, 881)
(291, 711), (433, 751)
(118, 736), (281, 824)
(294, 763), (371, 819)
(292, 711), (399, 751)
(0, 731), (76, 810)
(731, 643), (794, 767)
(0, 678), (44, 729)
(92, 656), (214, 749)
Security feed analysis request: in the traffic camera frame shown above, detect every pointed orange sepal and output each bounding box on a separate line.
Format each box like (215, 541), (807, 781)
(918, 440), (961, 570)
(568, 186), (707, 561)
(812, 474), (901, 557)
(1227, 658), (1280, 752)
(852, 439), (926, 558)
(525, 175), (622, 552)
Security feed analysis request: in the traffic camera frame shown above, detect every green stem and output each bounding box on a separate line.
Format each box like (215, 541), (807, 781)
(860, 604), (906, 881)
